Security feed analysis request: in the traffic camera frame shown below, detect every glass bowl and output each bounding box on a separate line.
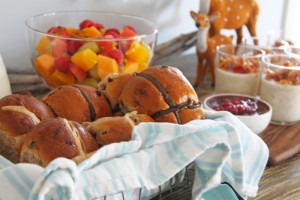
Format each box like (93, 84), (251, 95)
(215, 44), (266, 96)
(242, 35), (291, 54)
(25, 10), (158, 88)
(204, 93), (272, 134)
(284, 46), (300, 57)
(259, 54), (300, 125)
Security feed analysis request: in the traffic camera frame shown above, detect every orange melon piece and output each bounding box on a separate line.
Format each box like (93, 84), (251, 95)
(35, 54), (55, 77)
(44, 73), (64, 88)
(71, 49), (98, 71)
(122, 59), (139, 73)
(45, 70), (75, 87)
(36, 36), (51, 55)
(81, 26), (101, 37)
(125, 41), (151, 63)
(97, 54), (119, 80)
(66, 27), (80, 36)
(54, 70), (75, 85)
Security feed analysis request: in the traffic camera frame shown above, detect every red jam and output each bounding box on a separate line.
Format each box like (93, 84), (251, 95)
(207, 95), (269, 116)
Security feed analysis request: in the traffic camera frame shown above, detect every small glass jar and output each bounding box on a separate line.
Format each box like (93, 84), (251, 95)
(242, 35), (289, 54)
(215, 44), (265, 96)
(259, 54), (300, 125)
(284, 46), (300, 58)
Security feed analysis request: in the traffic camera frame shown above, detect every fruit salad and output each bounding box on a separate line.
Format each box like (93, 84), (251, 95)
(34, 19), (153, 88)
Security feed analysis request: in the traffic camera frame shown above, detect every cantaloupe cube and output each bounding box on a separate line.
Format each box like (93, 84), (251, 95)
(54, 70), (75, 85)
(81, 26), (101, 37)
(44, 73), (64, 88)
(97, 54), (119, 80)
(35, 54), (55, 77)
(36, 36), (51, 55)
(45, 70), (75, 87)
(66, 27), (80, 36)
(122, 59), (139, 73)
(71, 49), (98, 71)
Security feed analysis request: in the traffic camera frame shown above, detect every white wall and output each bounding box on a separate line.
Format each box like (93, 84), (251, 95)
(282, 0), (300, 45)
(217, 0), (285, 42)
(0, 0), (284, 72)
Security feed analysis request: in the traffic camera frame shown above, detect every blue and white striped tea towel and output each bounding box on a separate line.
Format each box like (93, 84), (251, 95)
(0, 110), (269, 200)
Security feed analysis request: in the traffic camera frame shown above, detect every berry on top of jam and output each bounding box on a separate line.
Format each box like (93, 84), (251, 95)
(207, 95), (269, 116)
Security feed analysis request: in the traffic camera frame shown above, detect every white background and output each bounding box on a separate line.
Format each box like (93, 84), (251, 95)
(0, 0), (286, 72)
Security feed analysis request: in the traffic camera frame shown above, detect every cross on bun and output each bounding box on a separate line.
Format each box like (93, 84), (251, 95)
(98, 73), (134, 115)
(83, 112), (154, 146)
(20, 117), (99, 167)
(41, 84), (112, 123)
(118, 66), (205, 124)
(0, 92), (55, 163)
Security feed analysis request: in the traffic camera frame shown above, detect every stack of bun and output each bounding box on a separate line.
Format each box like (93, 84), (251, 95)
(83, 112), (154, 146)
(20, 117), (100, 167)
(0, 92), (55, 163)
(0, 65), (205, 167)
(98, 73), (134, 115)
(118, 66), (204, 124)
(100, 65), (205, 124)
(42, 84), (112, 123)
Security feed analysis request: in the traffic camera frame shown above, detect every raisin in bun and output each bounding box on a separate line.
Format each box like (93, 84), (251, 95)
(98, 73), (134, 115)
(20, 117), (99, 167)
(41, 84), (112, 123)
(83, 112), (154, 146)
(119, 66), (205, 124)
(0, 92), (55, 163)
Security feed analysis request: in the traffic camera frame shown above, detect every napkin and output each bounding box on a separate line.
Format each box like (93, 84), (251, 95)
(0, 110), (269, 200)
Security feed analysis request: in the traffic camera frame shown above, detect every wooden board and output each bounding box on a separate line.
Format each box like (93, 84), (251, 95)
(259, 122), (300, 166)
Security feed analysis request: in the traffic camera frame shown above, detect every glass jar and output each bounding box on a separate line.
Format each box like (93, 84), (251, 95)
(215, 44), (265, 96)
(259, 54), (300, 125)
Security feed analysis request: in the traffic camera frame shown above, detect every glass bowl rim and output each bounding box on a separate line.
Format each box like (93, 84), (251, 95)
(25, 10), (159, 42)
(216, 44), (266, 59)
(262, 54), (300, 70)
(284, 45), (300, 55)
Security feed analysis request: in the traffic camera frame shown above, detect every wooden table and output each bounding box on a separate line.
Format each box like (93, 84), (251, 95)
(251, 153), (300, 200)
(250, 123), (300, 200)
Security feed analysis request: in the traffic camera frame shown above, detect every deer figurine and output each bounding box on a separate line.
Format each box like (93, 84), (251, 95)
(190, 10), (233, 87)
(198, 0), (259, 44)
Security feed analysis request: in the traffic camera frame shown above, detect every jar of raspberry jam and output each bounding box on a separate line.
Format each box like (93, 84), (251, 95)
(204, 93), (272, 134)
(215, 44), (266, 96)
